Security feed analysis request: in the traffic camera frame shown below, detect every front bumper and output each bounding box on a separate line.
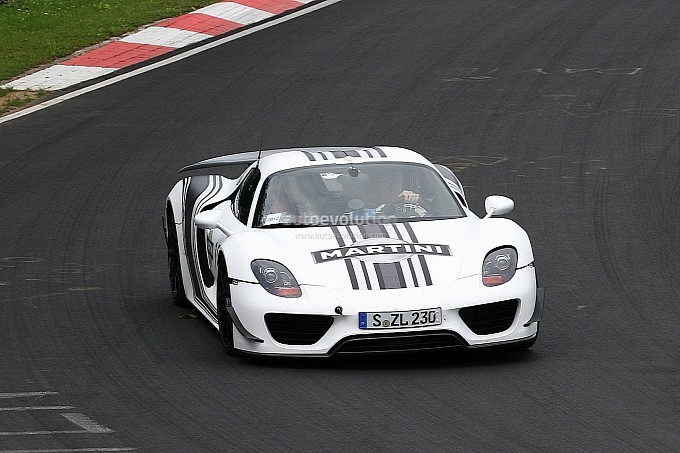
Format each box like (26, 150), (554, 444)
(228, 266), (542, 356)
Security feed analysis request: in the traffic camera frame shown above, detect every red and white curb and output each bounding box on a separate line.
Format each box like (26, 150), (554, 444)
(2, 0), (315, 91)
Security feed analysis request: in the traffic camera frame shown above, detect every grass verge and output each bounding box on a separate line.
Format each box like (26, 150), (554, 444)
(0, 87), (47, 116)
(0, 0), (218, 115)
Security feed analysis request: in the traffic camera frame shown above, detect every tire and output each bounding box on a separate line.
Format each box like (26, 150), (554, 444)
(217, 259), (236, 355)
(166, 206), (191, 307)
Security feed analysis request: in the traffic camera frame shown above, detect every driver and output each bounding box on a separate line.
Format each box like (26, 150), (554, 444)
(368, 166), (420, 207)
(382, 171), (420, 204)
(340, 165), (424, 218)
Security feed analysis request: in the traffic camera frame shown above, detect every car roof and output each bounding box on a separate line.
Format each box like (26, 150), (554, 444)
(178, 146), (433, 175)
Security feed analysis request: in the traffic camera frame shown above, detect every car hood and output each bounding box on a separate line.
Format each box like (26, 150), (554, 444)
(226, 218), (533, 290)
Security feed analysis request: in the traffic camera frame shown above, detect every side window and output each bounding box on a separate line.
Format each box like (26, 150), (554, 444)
(233, 168), (261, 224)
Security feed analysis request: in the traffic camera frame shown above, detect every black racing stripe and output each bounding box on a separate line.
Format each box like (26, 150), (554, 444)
(357, 224), (407, 290)
(197, 176), (224, 312)
(372, 146), (387, 157)
(183, 176), (218, 316)
(406, 258), (419, 287)
(397, 261), (407, 287)
(400, 222), (417, 243)
(374, 262), (386, 289)
(343, 226), (362, 290)
(184, 176), (210, 291)
(331, 226), (359, 290)
(354, 225), (373, 290)
(417, 255), (432, 286)
(195, 176), (222, 289)
(374, 262), (400, 289)
(402, 222), (432, 286)
(389, 224), (419, 287)
(377, 224), (406, 289)
(345, 226), (357, 245)
(357, 224), (380, 289)
(358, 224), (385, 241)
(330, 225), (347, 246)
(361, 262), (372, 290)
(389, 223), (404, 240)
(302, 151), (316, 161)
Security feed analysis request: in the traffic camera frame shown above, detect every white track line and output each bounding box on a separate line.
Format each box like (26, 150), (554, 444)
(0, 449), (136, 453)
(0, 406), (74, 411)
(61, 413), (114, 434)
(0, 392), (59, 399)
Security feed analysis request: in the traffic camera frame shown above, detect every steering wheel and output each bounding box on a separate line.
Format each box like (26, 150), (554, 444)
(378, 196), (431, 217)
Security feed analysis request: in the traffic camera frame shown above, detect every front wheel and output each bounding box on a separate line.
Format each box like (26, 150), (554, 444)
(217, 262), (236, 355)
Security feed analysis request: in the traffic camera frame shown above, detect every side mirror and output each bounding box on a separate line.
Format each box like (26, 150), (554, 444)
(195, 210), (234, 236)
(484, 196), (514, 218)
(195, 210), (222, 229)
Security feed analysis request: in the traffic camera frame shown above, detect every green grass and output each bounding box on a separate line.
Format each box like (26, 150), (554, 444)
(0, 0), (219, 82)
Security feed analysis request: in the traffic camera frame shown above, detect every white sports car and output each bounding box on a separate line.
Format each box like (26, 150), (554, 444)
(164, 146), (544, 356)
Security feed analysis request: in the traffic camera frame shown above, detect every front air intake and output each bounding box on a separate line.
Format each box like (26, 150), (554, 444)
(265, 313), (334, 345)
(458, 299), (519, 335)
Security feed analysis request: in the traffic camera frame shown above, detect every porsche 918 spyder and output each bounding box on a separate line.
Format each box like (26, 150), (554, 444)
(163, 146), (544, 356)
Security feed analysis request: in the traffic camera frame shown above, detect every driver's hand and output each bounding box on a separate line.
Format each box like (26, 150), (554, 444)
(399, 190), (420, 203)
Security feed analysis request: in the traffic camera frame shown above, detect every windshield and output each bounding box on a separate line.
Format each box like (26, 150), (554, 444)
(253, 162), (465, 227)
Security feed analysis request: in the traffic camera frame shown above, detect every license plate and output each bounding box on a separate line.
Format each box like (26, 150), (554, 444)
(359, 308), (442, 329)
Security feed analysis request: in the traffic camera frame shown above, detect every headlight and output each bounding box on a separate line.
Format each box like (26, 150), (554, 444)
(251, 259), (302, 298)
(482, 247), (517, 287)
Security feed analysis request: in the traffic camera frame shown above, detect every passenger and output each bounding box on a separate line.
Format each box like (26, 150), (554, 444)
(261, 173), (316, 224)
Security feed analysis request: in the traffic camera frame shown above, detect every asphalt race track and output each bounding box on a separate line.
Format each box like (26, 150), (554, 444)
(1, 0), (679, 451)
